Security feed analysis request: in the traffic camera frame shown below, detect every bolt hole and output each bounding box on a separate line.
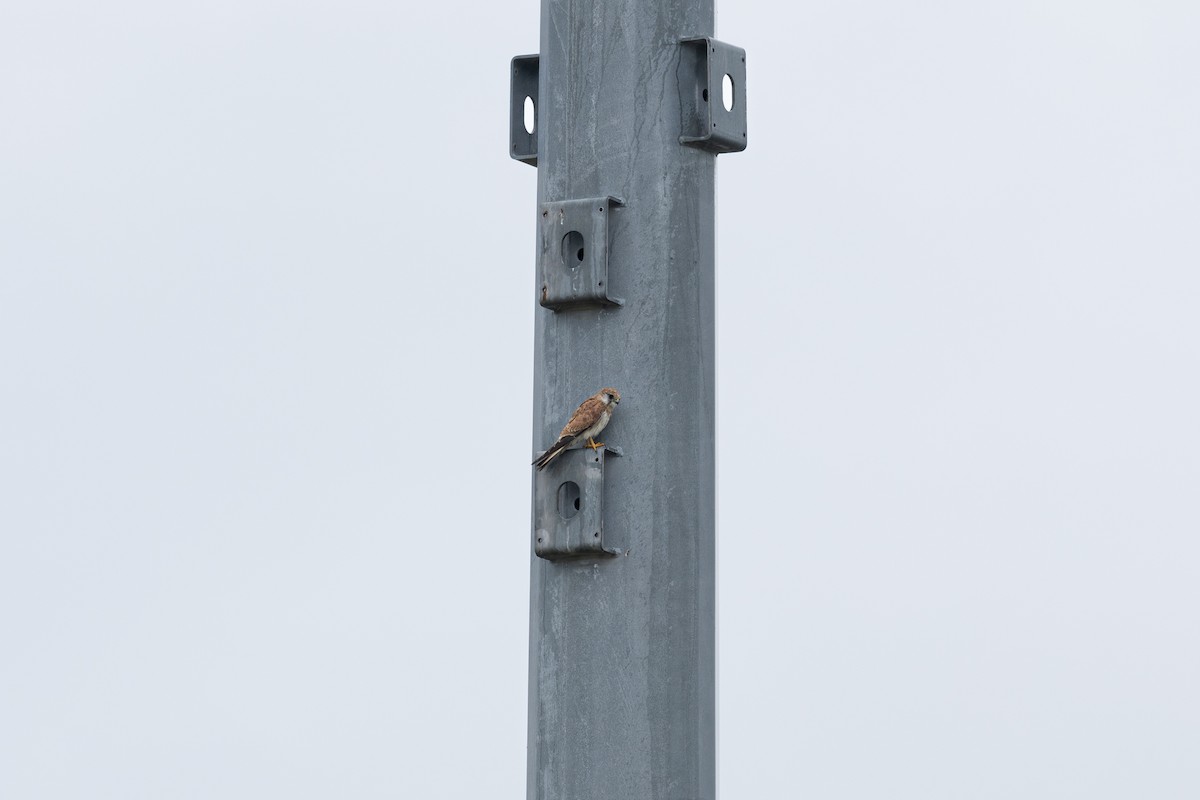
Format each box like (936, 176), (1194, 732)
(523, 96), (536, 135)
(702, 88), (708, 102)
(721, 74), (734, 111)
(557, 481), (581, 520)
(561, 231), (585, 267)
(593, 532), (600, 538)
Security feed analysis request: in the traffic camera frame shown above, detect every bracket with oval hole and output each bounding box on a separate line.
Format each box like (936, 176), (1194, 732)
(679, 37), (747, 154)
(533, 445), (623, 561)
(538, 196), (625, 310)
(510, 54), (539, 166)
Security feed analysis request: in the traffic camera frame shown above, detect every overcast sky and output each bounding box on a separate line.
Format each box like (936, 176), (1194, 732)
(2, 1), (1198, 798)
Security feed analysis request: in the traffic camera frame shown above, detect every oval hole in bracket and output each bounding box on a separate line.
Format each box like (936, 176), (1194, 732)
(523, 96), (536, 134)
(561, 231), (585, 267)
(557, 481), (581, 519)
(721, 73), (734, 111)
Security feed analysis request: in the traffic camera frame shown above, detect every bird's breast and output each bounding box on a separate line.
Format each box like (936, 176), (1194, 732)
(580, 407), (612, 440)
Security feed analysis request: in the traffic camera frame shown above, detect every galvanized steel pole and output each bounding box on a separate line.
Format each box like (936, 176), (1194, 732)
(512, 2), (744, 798)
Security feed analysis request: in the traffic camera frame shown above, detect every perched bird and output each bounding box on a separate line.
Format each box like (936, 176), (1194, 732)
(533, 388), (622, 470)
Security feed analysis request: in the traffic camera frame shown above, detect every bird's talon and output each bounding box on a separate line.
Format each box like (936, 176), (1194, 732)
(586, 438), (604, 451)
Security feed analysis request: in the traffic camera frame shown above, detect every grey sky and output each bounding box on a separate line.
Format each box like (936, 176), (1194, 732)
(2, 1), (1197, 797)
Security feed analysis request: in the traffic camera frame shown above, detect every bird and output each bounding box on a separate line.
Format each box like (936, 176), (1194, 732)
(533, 388), (621, 470)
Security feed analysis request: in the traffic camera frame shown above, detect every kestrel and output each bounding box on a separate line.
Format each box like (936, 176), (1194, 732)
(533, 388), (622, 470)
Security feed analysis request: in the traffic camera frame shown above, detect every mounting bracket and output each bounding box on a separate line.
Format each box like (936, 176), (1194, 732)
(533, 445), (623, 560)
(538, 196), (625, 310)
(510, 54), (539, 166)
(679, 37), (747, 153)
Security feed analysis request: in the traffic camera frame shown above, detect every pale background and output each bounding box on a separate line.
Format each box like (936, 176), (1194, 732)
(2, 1), (1198, 797)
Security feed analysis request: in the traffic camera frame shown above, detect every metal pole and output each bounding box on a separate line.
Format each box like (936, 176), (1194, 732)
(516, 2), (744, 798)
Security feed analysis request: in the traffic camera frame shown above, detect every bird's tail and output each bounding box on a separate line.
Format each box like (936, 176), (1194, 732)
(533, 438), (570, 470)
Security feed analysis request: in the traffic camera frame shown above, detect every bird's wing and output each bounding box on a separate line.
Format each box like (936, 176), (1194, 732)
(559, 395), (606, 438)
